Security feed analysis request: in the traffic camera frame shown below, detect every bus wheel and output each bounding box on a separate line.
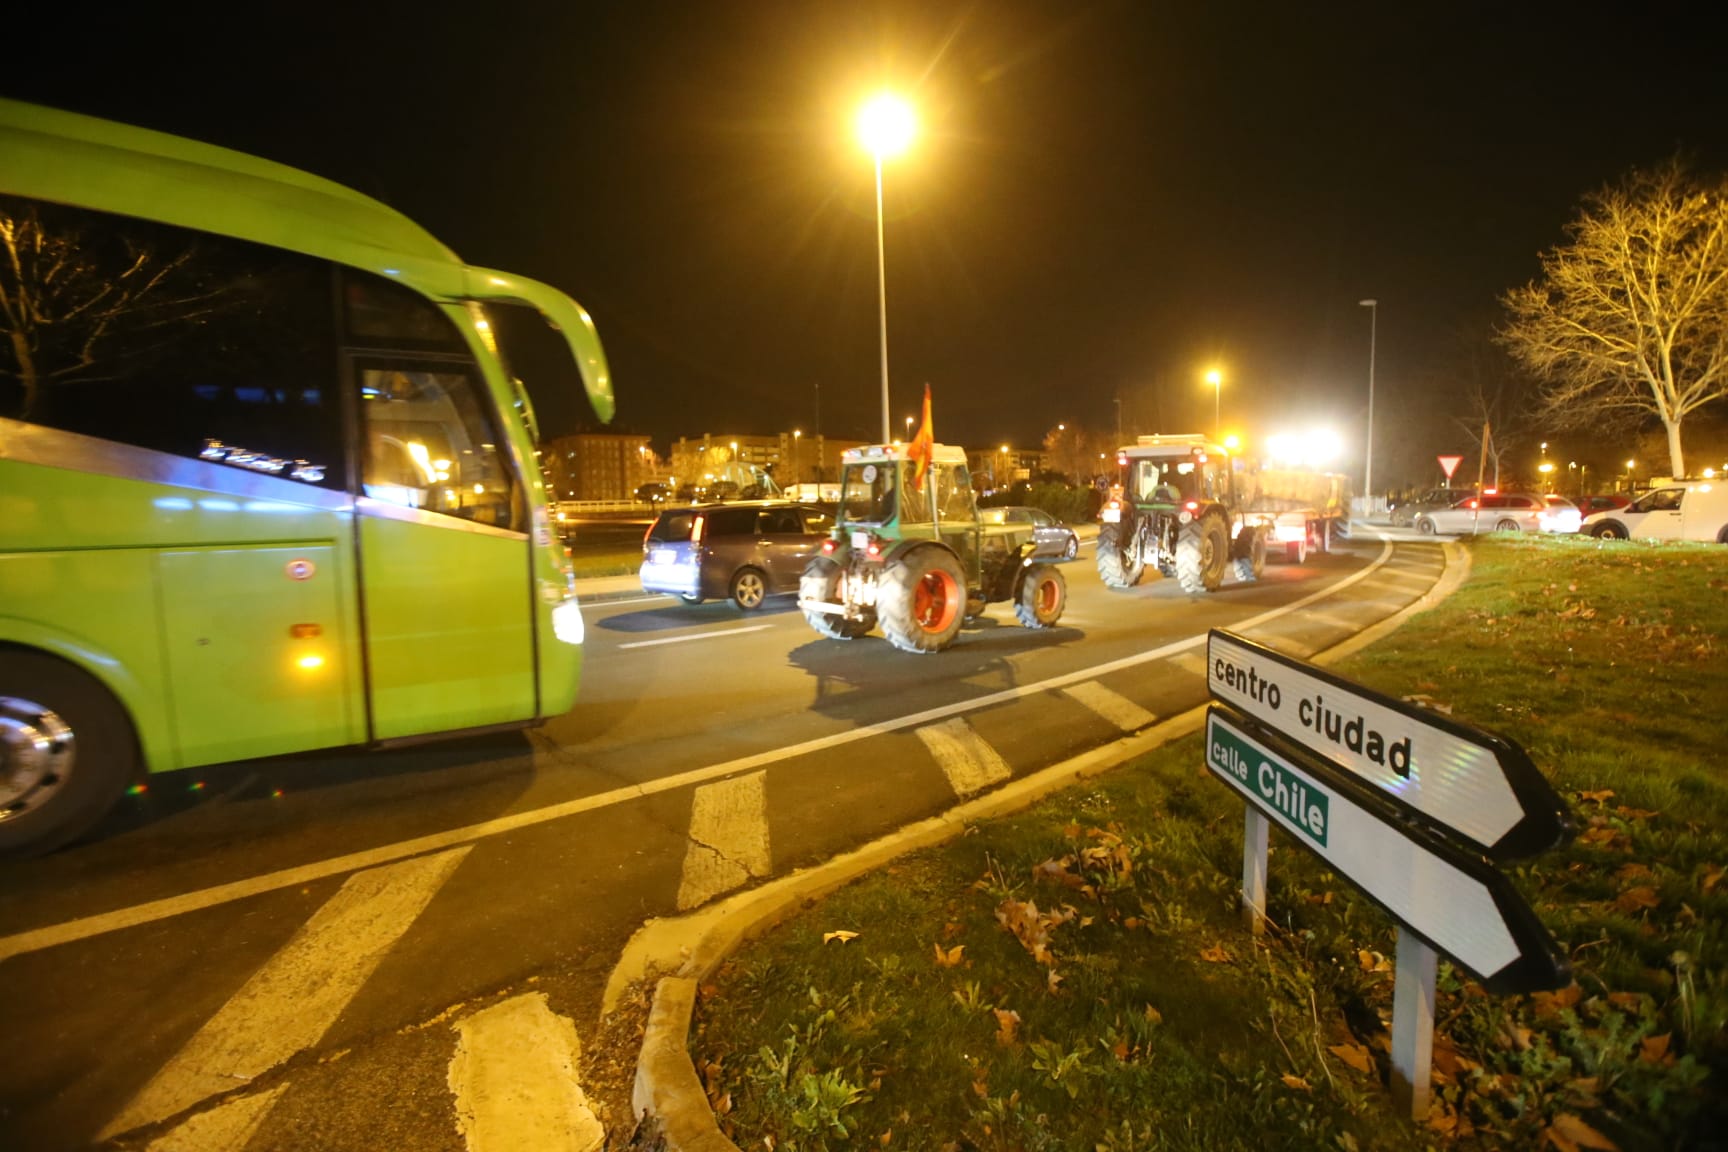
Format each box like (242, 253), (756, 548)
(0, 650), (138, 856)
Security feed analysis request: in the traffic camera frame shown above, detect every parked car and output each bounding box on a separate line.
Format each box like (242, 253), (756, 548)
(1541, 494), (1583, 534)
(640, 501), (834, 608)
(1390, 487), (1473, 527)
(1413, 491), (1571, 535)
(1572, 493), (1632, 517)
(1582, 480), (1728, 543)
(980, 506), (1080, 559)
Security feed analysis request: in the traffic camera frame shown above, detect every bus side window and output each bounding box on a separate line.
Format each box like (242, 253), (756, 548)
(358, 366), (519, 532)
(0, 191), (343, 487)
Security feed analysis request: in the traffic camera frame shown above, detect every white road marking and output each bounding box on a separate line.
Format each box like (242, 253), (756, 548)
(917, 718), (1012, 798)
(0, 537), (1404, 962)
(1168, 651), (1210, 677)
(144, 1086), (286, 1152)
(99, 848), (470, 1139)
(1061, 682), (1157, 732)
(676, 772), (772, 910)
(448, 993), (603, 1152)
(620, 624), (772, 650)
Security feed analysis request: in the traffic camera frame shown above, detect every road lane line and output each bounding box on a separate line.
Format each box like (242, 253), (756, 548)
(448, 993), (603, 1152)
(620, 625), (772, 650)
(99, 848), (470, 1139)
(1061, 682), (1157, 732)
(676, 773), (771, 910)
(917, 719), (1012, 798)
(143, 1086), (286, 1152)
(0, 538), (1408, 962)
(1168, 651), (1209, 677)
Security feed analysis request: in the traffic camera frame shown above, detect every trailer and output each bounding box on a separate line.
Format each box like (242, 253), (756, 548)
(1239, 468), (1354, 563)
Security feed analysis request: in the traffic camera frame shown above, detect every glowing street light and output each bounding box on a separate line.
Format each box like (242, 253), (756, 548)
(857, 92), (916, 444)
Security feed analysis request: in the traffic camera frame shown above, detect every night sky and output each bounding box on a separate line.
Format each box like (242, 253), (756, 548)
(6, 2), (1724, 483)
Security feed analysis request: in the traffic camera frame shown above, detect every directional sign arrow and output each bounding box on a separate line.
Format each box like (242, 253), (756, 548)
(1206, 629), (1571, 860)
(1205, 707), (1570, 994)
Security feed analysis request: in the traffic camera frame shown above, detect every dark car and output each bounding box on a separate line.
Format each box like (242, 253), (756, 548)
(980, 506), (1080, 559)
(1389, 487), (1473, 527)
(640, 501), (834, 609)
(1572, 493), (1632, 517)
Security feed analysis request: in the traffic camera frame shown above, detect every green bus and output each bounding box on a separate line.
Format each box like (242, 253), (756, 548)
(0, 99), (614, 854)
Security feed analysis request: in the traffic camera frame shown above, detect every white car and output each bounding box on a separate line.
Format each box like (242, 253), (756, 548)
(1414, 492), (1572, 535)
(1582, 481), (1728, 543)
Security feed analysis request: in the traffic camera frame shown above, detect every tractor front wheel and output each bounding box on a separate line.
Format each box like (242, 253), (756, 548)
(800, 558), (873, 639)
(1014, 564), (1067, 628)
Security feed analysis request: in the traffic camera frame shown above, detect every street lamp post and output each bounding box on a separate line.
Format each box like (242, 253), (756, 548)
(1360, 299), (1378, 509)
(857, 94), (915, 444)
(1205, 370), (1222, 440)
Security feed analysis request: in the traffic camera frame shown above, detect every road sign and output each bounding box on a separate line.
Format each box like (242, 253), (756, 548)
(1206, 629), (1569, 859)
(1205, 707), (1569, 995)
(1437, 454), (1464, 480)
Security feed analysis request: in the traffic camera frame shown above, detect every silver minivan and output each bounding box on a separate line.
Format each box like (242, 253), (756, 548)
(640, 501), (834, 608)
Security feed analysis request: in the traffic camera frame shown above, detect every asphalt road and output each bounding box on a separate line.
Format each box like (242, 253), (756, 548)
(0, 528), (1453, 1151)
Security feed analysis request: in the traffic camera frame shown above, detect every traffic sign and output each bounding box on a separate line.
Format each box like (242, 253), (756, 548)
(1205, 707), (1569, 995)
(1206, 629), (1570, 859)
(1437, 454), (1464, 480)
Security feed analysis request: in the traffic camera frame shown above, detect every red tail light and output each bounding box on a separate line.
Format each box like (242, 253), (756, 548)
(1467, 500), (1479, 509)
(821, 539), (836, 556)
(691, 514), (706, 546)
(866, 537), (883, 558)
(1184, 500), (1199, 512)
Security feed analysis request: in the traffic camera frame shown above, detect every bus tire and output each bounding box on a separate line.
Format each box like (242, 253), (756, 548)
(1014, 563), (1067, 628)
(1096, 523), (1144, 589)
(0, 649), (138, 856)
(879, 547), (967, 654)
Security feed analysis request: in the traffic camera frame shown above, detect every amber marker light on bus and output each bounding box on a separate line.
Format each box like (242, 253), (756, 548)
(297, 654), (326, 671)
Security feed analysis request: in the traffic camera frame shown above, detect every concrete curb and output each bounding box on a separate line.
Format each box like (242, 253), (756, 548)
(619, 534), (1468, 1151)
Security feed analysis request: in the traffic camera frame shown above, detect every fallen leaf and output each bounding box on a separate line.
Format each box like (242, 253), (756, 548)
(1110, 1037), (1131, 1061)
(1281, 1074), (1311, 1091)
(1614, 887), (1660, 915)
(1579, 790), (1615, 805)
(823, 930), (860, 945)
(1606, 991), (1645, 1011)
(1329, 1043), (1373, 1074)
(992, 1008), (1021, 1046)
(879, 1130), (892, 1148)
(1546, 1112), (1620, 1151)
(1144, 1004), (1163, 1025)
(1201, 945), (1234, 963)
(1531, 984), (1583, 1015)
(1639, 1033), (1671, 1064)
(1702, 865), (1724, 895)
(971, 1071), (990, 1098)
(1123, 917), (1143, 929)
(1046, 968), (1064, 994)
(933, 942), (966, 968)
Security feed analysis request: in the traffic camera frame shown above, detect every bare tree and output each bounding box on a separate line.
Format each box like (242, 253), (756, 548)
(1040, 422), (1114, 483)
(0, 199), (219, 422)
(1500, 157), (1728, 478)
(1450, 323), (1535, 488)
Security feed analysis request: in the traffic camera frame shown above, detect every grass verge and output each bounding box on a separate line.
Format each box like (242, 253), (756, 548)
(569, 550), (642, 579)
(691, 535), (1727, 1151)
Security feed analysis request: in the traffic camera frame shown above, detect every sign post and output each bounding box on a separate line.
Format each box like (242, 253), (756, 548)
(1202, 628), (1573, 1123)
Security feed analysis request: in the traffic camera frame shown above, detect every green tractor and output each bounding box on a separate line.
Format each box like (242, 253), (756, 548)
(798, 443), (1068, 653)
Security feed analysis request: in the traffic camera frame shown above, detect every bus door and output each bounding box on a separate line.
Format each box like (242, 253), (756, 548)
(352, 359), (536, 740)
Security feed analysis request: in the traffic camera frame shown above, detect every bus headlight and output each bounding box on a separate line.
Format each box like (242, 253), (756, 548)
(552, 598), (585, 645)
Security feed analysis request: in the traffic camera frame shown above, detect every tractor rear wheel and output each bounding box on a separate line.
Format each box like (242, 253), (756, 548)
(1231, 526), (1267, 583)
(879, 547), (967, 653)
(1014, 564), (1067, 628)
(1095, 523), (1144, 589)
(1175, 515), (1230, 593)
(800, 558), (873, 639)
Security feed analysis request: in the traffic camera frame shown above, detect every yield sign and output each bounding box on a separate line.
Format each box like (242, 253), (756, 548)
(1437, 454), (1464, 480)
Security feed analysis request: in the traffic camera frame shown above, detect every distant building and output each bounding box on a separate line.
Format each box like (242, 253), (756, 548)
(540, 433), (659, 501)
(668, 432), (867, 494)
(969, 447), (1044, 488)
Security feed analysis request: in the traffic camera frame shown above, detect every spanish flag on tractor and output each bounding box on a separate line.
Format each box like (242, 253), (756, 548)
(907, 383), (936, 489)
